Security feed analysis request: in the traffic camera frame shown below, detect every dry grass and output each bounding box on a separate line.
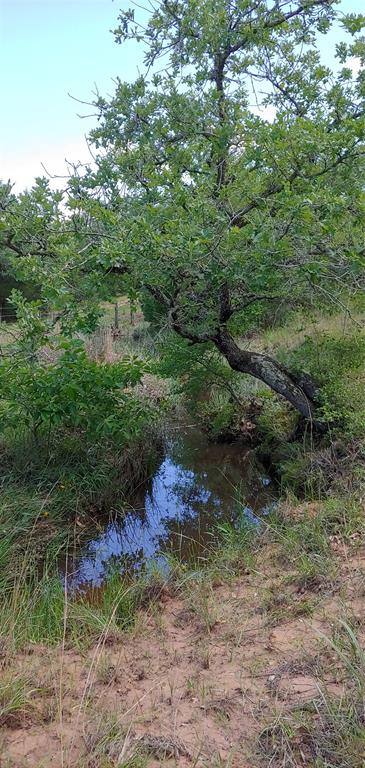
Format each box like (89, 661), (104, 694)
(253, 304), (365, 356)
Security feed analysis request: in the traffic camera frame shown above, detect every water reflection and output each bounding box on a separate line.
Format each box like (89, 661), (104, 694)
(67, 426), (274, 589)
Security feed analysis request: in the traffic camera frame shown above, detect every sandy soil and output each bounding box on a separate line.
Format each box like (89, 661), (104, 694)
(1, 542), (365, 768)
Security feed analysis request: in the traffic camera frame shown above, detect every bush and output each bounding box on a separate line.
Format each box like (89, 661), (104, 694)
(255, 390), (297, 444)
(155, 333), (247, 438)
(284, 332), (365, 435)
(140, 291), (167, 329)
(0, 339), (149, 442)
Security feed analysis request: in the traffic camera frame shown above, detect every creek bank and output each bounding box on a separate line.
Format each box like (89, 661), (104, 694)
(3, 519), (364, 768)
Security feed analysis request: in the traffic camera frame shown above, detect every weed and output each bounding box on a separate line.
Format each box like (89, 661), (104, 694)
(213, 514), (259, 575)
(285, 331), (365, 436)
(262, 589), (317, 626)
(184, 576), (219, 631)
(0, 672), (38, 728)
(84, 714), (140, 767)
(263, 497), (364, 591)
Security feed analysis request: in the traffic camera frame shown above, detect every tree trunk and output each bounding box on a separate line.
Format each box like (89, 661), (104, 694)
(214, 328), (321, 425)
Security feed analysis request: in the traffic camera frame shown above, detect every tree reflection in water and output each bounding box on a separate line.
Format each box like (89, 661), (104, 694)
(67, 427), (275, 589)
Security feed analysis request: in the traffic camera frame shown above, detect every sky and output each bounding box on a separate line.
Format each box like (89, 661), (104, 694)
(0, 0), (362, 191)
(0, 0), (145, 190)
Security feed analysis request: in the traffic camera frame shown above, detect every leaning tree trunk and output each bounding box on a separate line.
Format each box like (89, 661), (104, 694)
(214, 328), (322, 425)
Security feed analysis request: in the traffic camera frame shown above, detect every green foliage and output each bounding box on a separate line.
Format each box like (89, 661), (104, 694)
(199, 391), (238, 440)
(1, 1), (364, 419)
(287, 332), (365, 383)
(0, 337), (162, 651)
(202, 513), (259, 576)
(285, 332), (365, 433)
(0, 178), (118, 335)
(278, 444), (326, 497)
(0, 339), (148, 440)
(255, 390), (297, 443)
(84, 0), (365, 355)
(156, 335), (215, 392)
(155, 334), (246, 436)
(139, 291), (167, 329)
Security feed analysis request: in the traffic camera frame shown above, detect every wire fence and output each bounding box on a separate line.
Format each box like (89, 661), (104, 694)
(0, 303), (149, 362)
(0, 310), (60, 324)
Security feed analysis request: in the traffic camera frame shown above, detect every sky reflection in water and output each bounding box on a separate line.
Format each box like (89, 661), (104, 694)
(68, 428), (274, 589)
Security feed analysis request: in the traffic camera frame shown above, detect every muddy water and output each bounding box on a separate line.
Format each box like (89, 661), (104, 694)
(68, 425), (275, 590)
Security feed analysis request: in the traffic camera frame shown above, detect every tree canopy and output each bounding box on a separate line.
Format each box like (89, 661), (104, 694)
(1, 0), (364, 422)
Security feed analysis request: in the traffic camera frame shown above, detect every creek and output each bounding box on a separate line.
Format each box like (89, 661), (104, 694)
(67, 424), (275, 590)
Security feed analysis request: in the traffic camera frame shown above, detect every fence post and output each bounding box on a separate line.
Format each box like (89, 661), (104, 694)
(114, 302), (119, 330)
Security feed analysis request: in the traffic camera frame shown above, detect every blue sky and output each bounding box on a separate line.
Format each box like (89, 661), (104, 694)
(0, 0), (361, 190)
(0, 0), (145, 189)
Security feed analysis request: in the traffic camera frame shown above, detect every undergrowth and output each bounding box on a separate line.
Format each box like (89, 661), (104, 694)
(0, 338), (164, 652)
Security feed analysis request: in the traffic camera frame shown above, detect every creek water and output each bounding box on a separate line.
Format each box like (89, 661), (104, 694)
(67, 425), (275, 590)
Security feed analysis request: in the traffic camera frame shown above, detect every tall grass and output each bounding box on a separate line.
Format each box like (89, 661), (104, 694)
(0, 556), (140, 652)
(0, 671), (38, 728)
(0, 419), (162, 653)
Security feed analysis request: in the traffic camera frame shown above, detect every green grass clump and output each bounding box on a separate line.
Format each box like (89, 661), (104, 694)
(264, 495), (365, 591)
(0, 563), (139, 652)
(166, 512), (259, 599)
(276, 439), (365, 499)
(0, 672), (38, 728)
(214, 514), (259, 572)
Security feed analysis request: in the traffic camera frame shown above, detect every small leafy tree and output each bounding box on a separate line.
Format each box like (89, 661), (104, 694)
(77, 0), (364, 425)
(0, 182), (150, 449)
(0, 339), (147, 441)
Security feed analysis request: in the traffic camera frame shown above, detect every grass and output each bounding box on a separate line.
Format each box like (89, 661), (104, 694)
(165, 511), (260, 602)
(0, 672), (38, 728)
(0, 439), (151, 652)
(0, 560), (140, 652)
(254, 296), (365, 356)
(258, 621), (365, 768)
(1, 298), (365, 766)
(0, 321), (19, 349)
(260, 494), (365, 594)
(163, 480), (363, 625)
(0, 493), (364, 766)
(0, 409), (163, 653)
(83, 713), (142, 767)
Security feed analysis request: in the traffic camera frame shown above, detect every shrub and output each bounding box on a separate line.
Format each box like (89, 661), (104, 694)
(284, 332), (365, 435)
(0, 339), (149, 442)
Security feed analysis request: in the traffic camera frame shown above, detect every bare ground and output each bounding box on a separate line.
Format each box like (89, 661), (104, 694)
(1, 539), (365, 768)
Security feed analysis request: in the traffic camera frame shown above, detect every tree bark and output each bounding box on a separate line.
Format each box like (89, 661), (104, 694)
(214, 328), (321, 425)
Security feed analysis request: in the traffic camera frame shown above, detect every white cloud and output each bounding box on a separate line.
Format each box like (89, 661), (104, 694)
(250, 104), (277, 123)
(1, 137), (95, 193)
(347, 57), (362, 78)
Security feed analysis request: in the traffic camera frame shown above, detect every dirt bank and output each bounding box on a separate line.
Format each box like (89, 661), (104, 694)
(1, 531), (365, 768)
